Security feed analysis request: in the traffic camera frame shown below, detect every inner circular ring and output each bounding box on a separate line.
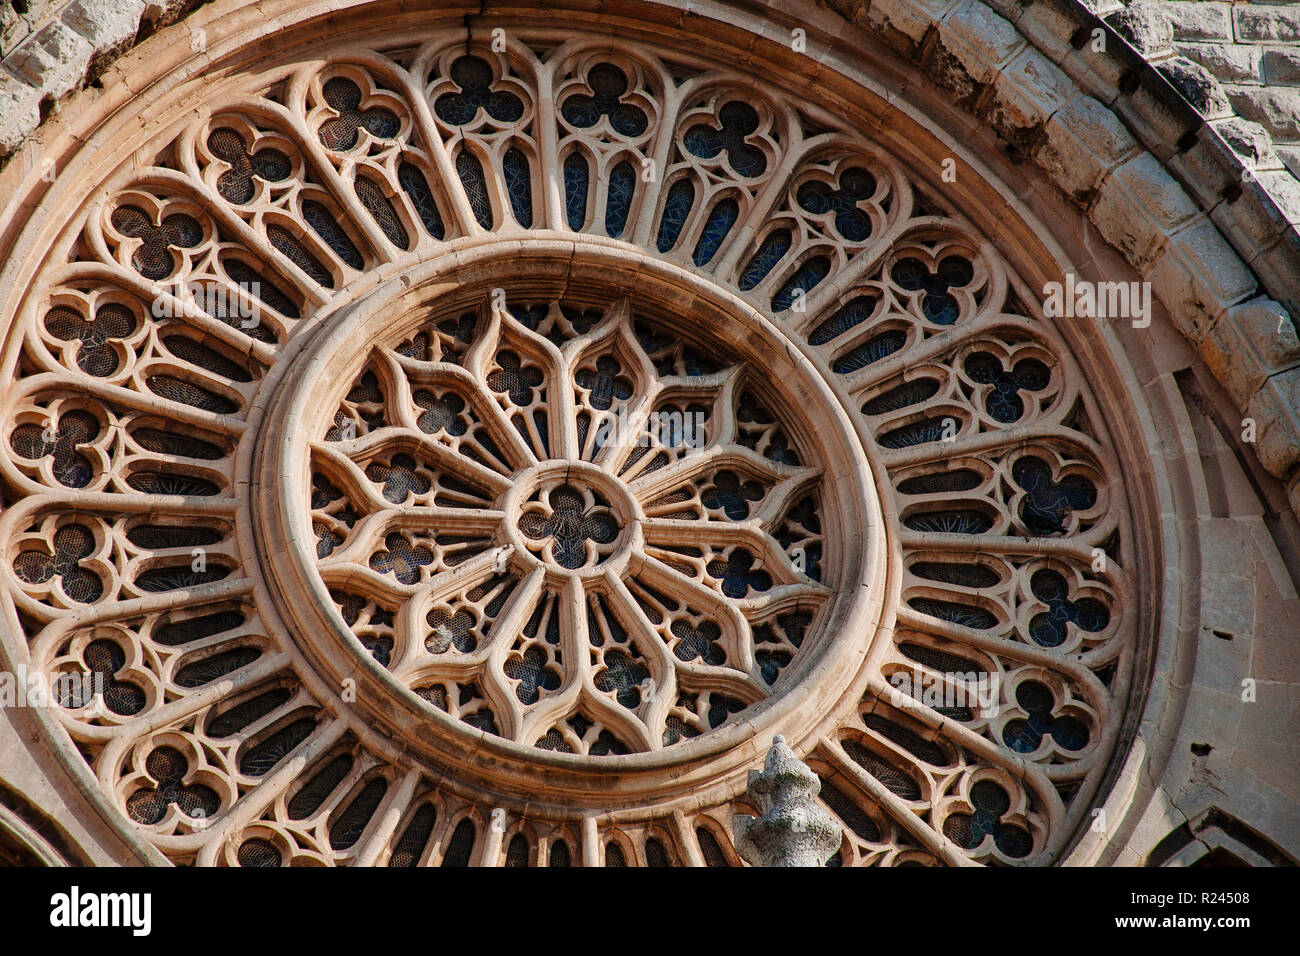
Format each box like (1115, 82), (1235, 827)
(502, 460), (643, 576)
(254, 238), (889, 806)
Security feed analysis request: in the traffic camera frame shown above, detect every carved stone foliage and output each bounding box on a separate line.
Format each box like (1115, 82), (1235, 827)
(0, 28), (1143, 866)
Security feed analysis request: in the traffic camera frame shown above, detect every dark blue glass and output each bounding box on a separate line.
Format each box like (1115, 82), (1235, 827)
(397, 162), (445, 240)
(563, 152), (589, 231)
(1027, 569), (1109, 647)
(455, 151), (493, 229)
(771, 255), (830, 312)
(808, 295), (877, 345)
(683, 101), (766, 177)
(964, 353), (1050, 423)
(605, 161), (636, 238)
(738, 229), (791, 291)
(502, 147), (533, 228)
(692, 198), (738, 265)
(560, 64), (648, 137)
(1012, 456), (1097, 535)
(656, 179), (695, 253)
(832, 328), (905, 374)
(434, 56), (524, 126)
(892, 255), (974, 325)
(796, 166), (875, 241)
(1002, 681), (1090, 753)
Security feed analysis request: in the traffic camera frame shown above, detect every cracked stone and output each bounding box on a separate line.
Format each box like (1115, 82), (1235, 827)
(1107, 0), (1174, 58)
(1158, 56), (1231, 117)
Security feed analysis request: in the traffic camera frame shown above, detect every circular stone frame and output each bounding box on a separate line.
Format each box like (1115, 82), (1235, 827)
(253, 238), (891, 810)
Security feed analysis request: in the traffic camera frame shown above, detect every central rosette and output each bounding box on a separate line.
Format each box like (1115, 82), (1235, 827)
(510, 466), (632, 571)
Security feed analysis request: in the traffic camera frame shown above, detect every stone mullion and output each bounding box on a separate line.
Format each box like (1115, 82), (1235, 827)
(279, 66), (400, 263)
(633, 552), (763, 690)
(791, 215), (930, 337)
(190, 716), (351, 866)
(626, 441), (728, 503)
(705, 100), (801, 284)
(872, 631), (1106, 803)
(304, 49), (461, 251)
(629, 75), (687, 251)
(424, 344), (540, 471)
(88, 651), (294, 781)
(387, 547), (517, 681)
(814, 735), (977, 867)
(877, 423), (1108, 476)
(25, 573), (253, 667)
(602, 569), (681, 746)
(352, 766), (422, 866)
(477, 565), (547, 743)
(531, 53), (564, 233)
(512, 577), (588, 749)
(562, 574), (661, 754)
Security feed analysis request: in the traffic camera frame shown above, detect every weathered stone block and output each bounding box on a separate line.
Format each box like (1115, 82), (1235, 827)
(1279, 146), (1300, 183)
(1201, 313), (1270, 409)
(988, 45), (1076, 150)
(63, 0), (146, 48)
(1039, 93), (1137, 199)
(1263, 49), (1300, 87)
(867, 0), (959, 54)
(1158, 56), (1232, 118)
(1116, 149), (1201, 231)
(1226, 86), (1300, 140)
(1149, 216), (1257, 347)
(1249, 232), (1300, 320)
(1234, 6), (1300, 44)
(1012, 0), (1075, 63)
(1060, 39), (1130, 105)
(3, 21), (94, 102)
(1093, 187), (1165, 268)
(1107, 0), (1174, 57)
(1115, 82), (1198, 163)
(1246, 367), (1300, 476)
(1, 3), (32, 58)
(1167, 127), (1243, 210)
(1256, 170), (1300, 230)
(1164, 2), (1231, 43)
(1201, 295), (1300, 410)
(1213, 116), (1277, 168)
(0, 70), (42, 156)
(937, 0), (1023, 83)
(1229, 296), (1300, 373)
(1177, 41), (1262, 85)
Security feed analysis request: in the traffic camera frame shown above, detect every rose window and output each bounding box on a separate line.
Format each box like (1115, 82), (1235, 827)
(299, 285), (862, 755)
(0, 23), (1153, 868)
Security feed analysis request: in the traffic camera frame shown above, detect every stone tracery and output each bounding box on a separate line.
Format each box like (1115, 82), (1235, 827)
(0, 27), (1146, 867)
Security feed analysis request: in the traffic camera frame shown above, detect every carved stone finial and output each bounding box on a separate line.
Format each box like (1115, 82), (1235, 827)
(733, 735), (842, 867)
